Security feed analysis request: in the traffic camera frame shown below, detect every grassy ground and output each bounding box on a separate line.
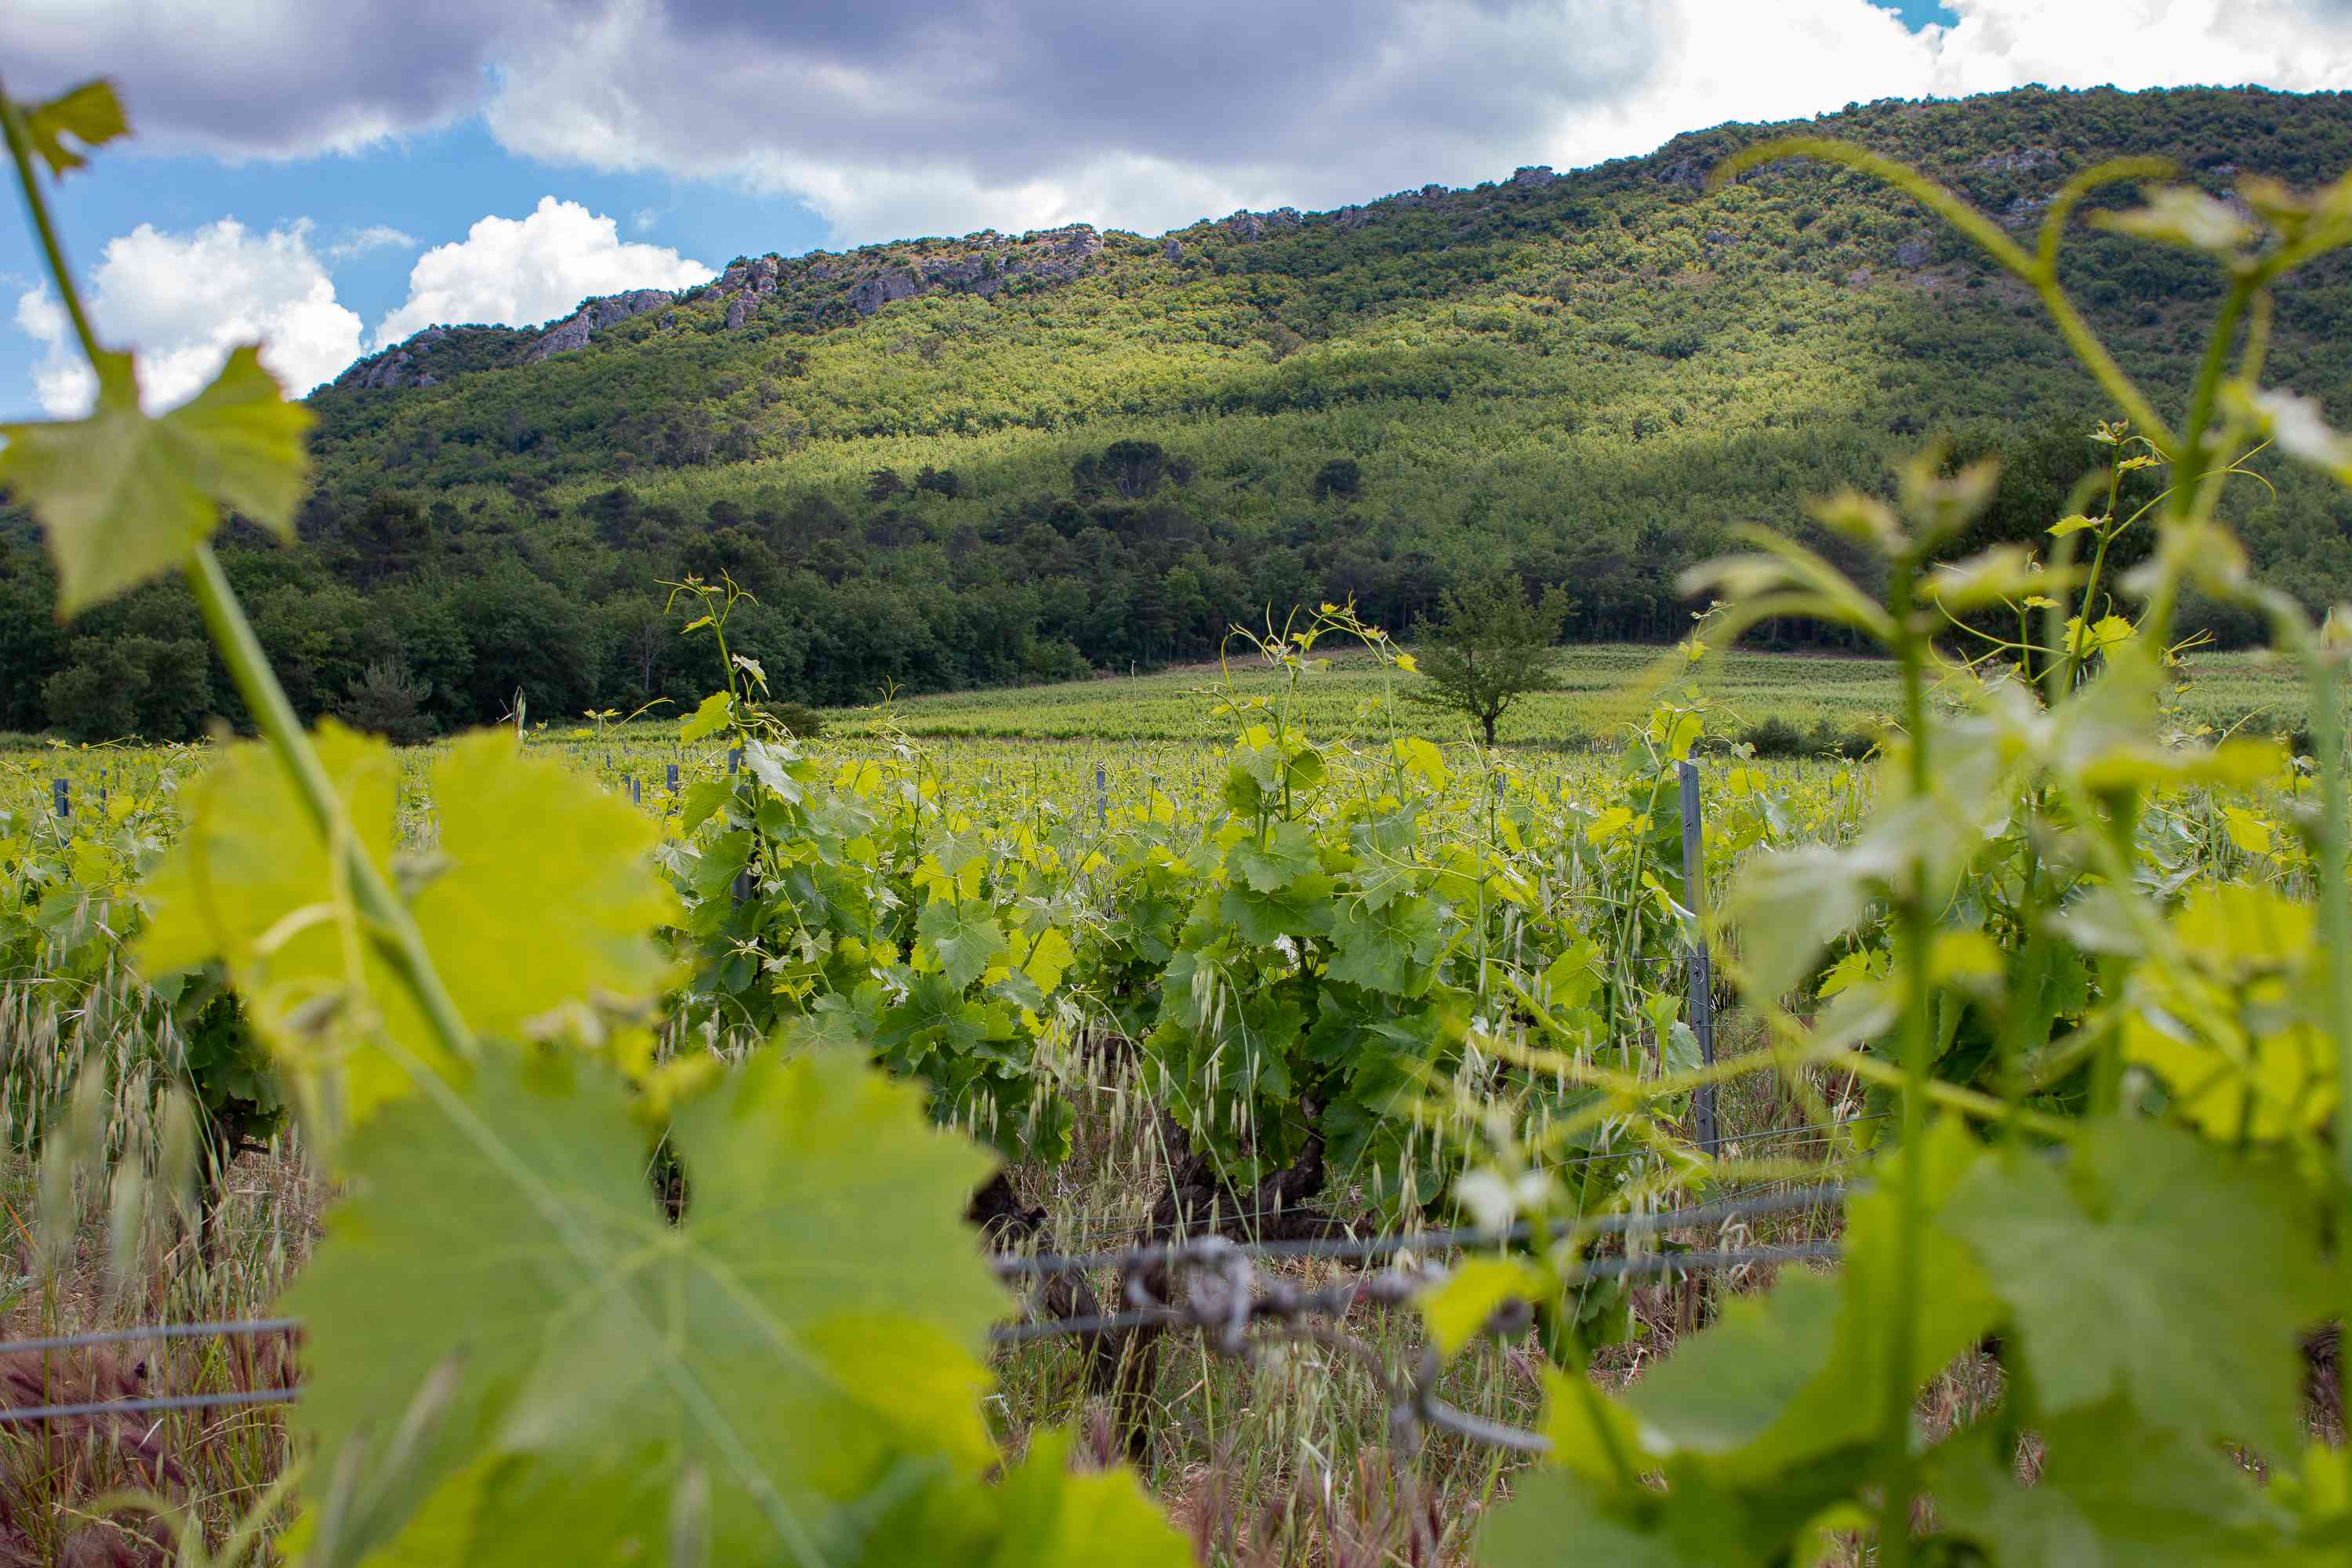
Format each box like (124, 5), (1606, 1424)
(815, 643), (2314, 746)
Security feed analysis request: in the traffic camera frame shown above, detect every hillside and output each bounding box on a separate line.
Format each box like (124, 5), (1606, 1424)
(5, 84), (2350, 741)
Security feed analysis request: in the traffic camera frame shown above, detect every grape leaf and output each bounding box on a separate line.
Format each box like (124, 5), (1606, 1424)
(1228, 822), (1319, 894)
(1218, 873), (1335, 944)
(135, 725), (677, 1126)
(681, 690), (732, 743)
(1420, 1257), (1544, 1359)
(19, 78), (130, 176)
(0, 347), (310, 614)
(1479, 1466), (1722, 1567)
(918, 898), (1008, 990)
(1327, 891), (1440, 995)
(980, 1428), (1194, 1568)
(1532, 1366), (1646, 1490)
(283, 1048), (1011, 1566)
(1018, 926), (1076, 996)
(1930, 1401), (2316, 1566)
(1944, 1120), (2327, 1457)
(1624, 1119), (1997, 1481)
(132, 723), (431, 1119)
(408, 730), (679, 1045)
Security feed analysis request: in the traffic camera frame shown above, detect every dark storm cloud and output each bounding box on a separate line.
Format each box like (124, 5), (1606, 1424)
(0, 0), (1655, 185)
(472, 0), (1667, 234)
(0, 2), (584, 156)
(638, 0), (1654, 176)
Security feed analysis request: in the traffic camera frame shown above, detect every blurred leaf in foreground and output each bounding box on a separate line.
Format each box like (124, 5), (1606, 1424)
(0, 346), (309, 614)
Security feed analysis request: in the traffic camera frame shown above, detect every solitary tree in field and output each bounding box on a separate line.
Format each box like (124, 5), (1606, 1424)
(1408, 575), (1569, 746)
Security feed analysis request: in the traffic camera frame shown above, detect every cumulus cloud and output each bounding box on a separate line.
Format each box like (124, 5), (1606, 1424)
(13, 220), (363, 415)
(372, 196), (713, 347)
(3, 0), (2350, 245)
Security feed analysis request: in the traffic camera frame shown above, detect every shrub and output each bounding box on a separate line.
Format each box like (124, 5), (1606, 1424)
(339, 659), (437, 744)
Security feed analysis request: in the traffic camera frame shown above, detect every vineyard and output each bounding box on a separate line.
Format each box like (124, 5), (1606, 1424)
(5, 72), (2352, 1568)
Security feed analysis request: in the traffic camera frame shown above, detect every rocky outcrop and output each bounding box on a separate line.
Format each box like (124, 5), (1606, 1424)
(1893, 234), (1933, 267)
(1971, 147), (2056, 175)
(1654, 157), (1705, 191)
(1510, 165), (1558, 188)
(724, 294), (756, 329)
(335, 325), (449, 390)
(848, 270), (922, 315)
(1222, 207), (1302, 242)
(1163, 237), (1182, 261)
(523, 287), (676, 362)
(1998, 193), (2053, 228)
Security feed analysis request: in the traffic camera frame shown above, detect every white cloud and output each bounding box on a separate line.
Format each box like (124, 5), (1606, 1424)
(372, 196), (714, 347)
(13, 220), (363, 416)
(325, 223), (419, 261)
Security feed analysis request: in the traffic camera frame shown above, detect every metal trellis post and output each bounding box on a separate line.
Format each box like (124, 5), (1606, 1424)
(1678, 760), (1719, 1152)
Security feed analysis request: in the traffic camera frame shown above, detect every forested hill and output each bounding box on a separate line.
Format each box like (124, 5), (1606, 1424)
(5, 85), (2351, 741)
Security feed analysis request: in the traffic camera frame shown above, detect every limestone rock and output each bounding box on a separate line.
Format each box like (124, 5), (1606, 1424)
(524, 287), (676, 361)
(1654, 157), (1705, 191)
(1510, 165), (1557, 188)
(1971, 147), (2056, 175)
(848, 270), (921, 315)
(1893, 235), (1933, 267)
(724, 293), (755, 329)
(1221, 207), (1301, 243)
(1163, 237), (1182, 261)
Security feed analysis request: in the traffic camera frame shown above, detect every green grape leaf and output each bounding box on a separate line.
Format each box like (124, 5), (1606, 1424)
(1420, 1257), (1544, 1359)
(20, 79), (131, 176)
(1534, 1366), (1647, 1490)
(742, 738), (804, 804)
(1930, 1401), (2315, 1567)
(1726, 843), (1875, 1002)
(132, 723), (432, 1119)
(678, 775), (736, 834)
(681, 690), (733, 743)
(283, 1048), (1011, 1566)
(0, 346), (310, 615)
(135, 726), (677, 1127)
(1625, 1118), (1997, 1481)
(981, 1428), (1193, 1568)
(1479, 1465), (1717, 1567)
(408, 731), (679, 1045)
(1479, 1459), (1800, 1568)
(1227, 821), (1319, 894)
(917, 898), (1008, 991)
(1327, 892), (1440, 995)
(1218, 873), (1335, 944)
(1018, 926), (1076, 996)
(1621, 1268), (1846, 1464)
(1945, 1120), (2327, 1456)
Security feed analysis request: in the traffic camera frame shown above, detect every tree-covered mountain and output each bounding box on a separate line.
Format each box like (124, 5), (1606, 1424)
(5, 84), (2350, 740)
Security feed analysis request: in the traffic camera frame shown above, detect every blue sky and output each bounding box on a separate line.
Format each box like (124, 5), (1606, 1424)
(2, 0), (2347, 419)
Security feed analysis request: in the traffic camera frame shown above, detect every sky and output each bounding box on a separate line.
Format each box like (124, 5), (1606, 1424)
(1, 0), (2349, 419)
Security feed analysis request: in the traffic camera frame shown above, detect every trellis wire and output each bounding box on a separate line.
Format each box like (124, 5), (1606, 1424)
(0, 1188), (1849, 1436)
(996, 1180), (1852, 1279)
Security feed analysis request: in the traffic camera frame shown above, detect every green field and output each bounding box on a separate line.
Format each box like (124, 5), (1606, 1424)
(812, 642), (2318, 746)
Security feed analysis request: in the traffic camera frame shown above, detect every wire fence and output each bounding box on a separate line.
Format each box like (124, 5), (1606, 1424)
(0, 1182), (1857, 1454)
